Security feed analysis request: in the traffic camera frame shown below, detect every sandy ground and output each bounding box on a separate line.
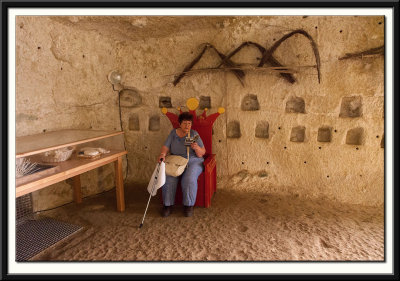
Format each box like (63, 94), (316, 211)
(30, 177), (384, 262)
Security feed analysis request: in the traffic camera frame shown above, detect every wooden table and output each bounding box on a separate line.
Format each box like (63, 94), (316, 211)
(16, 130), (127, 212)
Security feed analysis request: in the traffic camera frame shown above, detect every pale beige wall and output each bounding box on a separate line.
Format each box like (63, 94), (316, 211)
(15, 16), (384, 210)
(16, 16), (122, 210)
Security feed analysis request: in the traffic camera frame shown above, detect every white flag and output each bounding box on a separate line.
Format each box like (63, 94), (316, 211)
(147, 162), (166, 196)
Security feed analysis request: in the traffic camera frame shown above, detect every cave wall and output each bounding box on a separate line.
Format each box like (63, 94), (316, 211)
(15, 16), (384, 210)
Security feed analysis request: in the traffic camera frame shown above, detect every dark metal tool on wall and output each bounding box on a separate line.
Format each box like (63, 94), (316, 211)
(172, 29), (321, 86)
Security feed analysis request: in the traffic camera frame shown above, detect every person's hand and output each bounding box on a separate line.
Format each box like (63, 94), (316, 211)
(158, 154), (166, 163)
(190, 142), (199, 151)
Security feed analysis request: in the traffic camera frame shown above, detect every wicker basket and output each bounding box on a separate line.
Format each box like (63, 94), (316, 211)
(39, 146), (75, 163)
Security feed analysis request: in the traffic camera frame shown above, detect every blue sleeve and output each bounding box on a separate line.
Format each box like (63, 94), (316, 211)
(192, 130), (204, 148)
(164, 130), (174, 149)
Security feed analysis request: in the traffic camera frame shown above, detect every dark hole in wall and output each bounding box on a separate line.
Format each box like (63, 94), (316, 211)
(159, 96), (172, 108)
(227, 121), (241, 138)
(149, 116), (160, 131)
(119, 89), (142, 108)
(258, 170), (268, 177)
(286, 97), (305, 113)
(255, 121), (269, 139)
(129, 114), (140, 131)
(241, 94), (260, 111)
(317, 126), (332, 142)
(345, 127), (364, 145)
(290, 126), (306, 142)
(339, 96), (362, 118)
(199, 96), (211, 109)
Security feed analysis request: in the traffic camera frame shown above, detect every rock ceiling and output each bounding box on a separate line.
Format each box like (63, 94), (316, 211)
(49, 16), (254, 42)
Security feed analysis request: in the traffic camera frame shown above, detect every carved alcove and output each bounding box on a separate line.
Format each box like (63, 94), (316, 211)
(199, 96), (211, 109)
(241, 94), (260, 111)
(346, 127), (364, 145)
(159, 96), (172, 108)
(227, 121), (241, 138)
(149, 116), (160, 131)
(317, 126), (332, 142)
(129, 114), (140, 131)
(339, 96), (362, 118)
(286, 97), (305, 113)
(255, 121), (269, 139)
(120, 89), (142, 107)
(290, 126), (306, 142)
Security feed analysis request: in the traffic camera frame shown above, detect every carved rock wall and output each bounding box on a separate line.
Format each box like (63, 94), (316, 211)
(15, 16), (384, 210)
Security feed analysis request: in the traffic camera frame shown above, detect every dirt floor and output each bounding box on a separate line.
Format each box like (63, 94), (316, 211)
(30, 178), (384, 262)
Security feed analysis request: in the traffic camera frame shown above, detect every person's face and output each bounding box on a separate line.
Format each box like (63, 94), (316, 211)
(180, 120), (192, 134)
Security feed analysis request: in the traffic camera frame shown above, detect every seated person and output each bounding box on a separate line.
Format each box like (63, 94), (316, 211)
(158, 112), (206, 217)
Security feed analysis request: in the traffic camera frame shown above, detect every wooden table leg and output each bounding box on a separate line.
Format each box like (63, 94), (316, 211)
(114, 156), (125, 212)
(72, 175), (82, 204)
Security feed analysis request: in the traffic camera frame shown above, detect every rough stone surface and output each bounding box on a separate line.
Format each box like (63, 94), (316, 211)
(15, 16), (385, 210)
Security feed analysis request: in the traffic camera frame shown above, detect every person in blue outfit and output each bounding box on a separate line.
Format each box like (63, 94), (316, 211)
(158, 112), (206, 217)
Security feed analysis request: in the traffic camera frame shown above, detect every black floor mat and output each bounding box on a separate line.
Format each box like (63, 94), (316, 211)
(16, 217), (82, 261)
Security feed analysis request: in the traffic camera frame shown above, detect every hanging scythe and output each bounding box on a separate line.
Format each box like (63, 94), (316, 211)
(172, 29), (321, 86)
(173, 43), (245, 86)
(216, 41), (296, 84)
(173, 44), (208, 86)
(257, 29), (321, 83)
(338, 45), (384, 60)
